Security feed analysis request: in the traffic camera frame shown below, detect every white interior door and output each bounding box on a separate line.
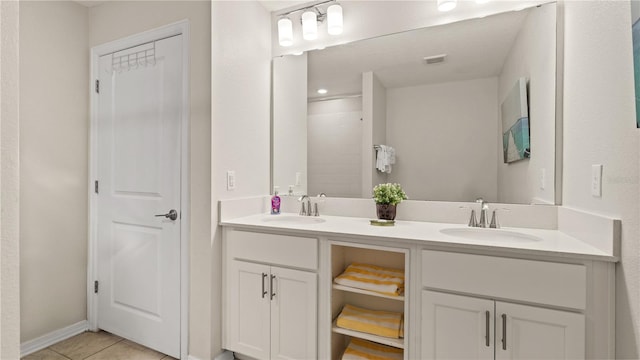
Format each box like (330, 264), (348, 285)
(96, 35), (183, 358)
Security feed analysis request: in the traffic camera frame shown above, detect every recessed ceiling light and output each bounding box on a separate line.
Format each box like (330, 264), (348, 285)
(292, 51), (304, 56)
(317, 89), (328, 94)
(437, 0), (457, 12)
(476, 0), (490, 4)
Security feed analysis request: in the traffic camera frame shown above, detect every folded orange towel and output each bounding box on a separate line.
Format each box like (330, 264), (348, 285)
(334, 263), (405, 296)
(336, 304), (403, 339)
(342, 338), (403, 360)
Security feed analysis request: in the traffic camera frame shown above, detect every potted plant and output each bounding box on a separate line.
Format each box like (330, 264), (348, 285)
(373, 183), (408, 220)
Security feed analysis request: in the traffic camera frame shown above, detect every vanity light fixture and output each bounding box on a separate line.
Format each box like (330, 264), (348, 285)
(327, 4), (343, 35)
(317, 88), (328, 94)
(276, 0), (343, 47)
(437, 0), (457, 12)
(278, 17), (293, 47)
(302, 10), (319, 40)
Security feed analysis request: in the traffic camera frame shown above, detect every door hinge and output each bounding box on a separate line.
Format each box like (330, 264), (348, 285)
(95, 79), (100, 93)
(94, 180), (99, 194)
(94, 280), (99, 294)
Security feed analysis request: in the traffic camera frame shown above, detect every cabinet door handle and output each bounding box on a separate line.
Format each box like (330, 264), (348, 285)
(261, 273), (267, 298)
(501, 314), (507, 350)
(270, 274), (276, 300)
(485, 311), (490, 347)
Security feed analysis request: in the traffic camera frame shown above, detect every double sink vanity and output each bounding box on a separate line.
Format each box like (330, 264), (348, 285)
(233, 1), (618, 359)
(220, 197), (618, 360)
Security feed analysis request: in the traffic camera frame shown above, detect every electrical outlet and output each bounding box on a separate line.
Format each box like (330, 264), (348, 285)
(227, 170), (236, 191)
(539, 168), (546, 190)
(591, 164), (602, 197)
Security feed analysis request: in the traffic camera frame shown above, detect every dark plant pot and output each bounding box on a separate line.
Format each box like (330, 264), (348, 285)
(376, 204), (397, 220)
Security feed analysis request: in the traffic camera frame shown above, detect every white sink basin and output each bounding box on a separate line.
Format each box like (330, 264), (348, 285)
(440, 227), (542, 243)
(261, 215), (326, 225)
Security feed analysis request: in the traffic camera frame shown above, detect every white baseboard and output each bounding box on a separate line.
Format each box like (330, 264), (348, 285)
(21, 320), (89, 357)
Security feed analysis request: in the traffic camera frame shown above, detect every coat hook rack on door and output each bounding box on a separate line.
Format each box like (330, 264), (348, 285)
(111, 41), (157, 73)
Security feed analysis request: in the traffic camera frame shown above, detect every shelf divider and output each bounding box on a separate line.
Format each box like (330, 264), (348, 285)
(332, 319), (404, 349)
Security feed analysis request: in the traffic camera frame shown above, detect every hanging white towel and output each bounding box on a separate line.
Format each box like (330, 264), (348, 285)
(376, 145), (388, 172)
(376, 145), (396, 174)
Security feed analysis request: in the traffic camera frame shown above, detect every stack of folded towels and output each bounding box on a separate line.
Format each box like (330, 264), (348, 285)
(334, 263), (404, 297)
(336, 304), (404, 339)
(342, 338), (403, 360)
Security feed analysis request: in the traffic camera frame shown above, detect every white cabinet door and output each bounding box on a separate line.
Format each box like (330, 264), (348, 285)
(496, 302), (585, 360)
(270, 266), (317, 360)
(422, 291), (494, 360)
(227, 260), (271, 360)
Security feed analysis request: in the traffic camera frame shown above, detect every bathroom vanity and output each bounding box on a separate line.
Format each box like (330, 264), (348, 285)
(220, 202), (617, 360)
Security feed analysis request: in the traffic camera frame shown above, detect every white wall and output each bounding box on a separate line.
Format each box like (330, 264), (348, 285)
(498, 4), (556, 204)
(89, 2), (212, 358)
(563, 1), (639, 357)
(308, 98), (362, 197)
(1, 1), (21, 358)
(387, 78), (499, 202)
(272, 54), (307, 195)
(19, 1), (89, 342)
(211, 1), (271, 357)
(362, 72), (388, 197)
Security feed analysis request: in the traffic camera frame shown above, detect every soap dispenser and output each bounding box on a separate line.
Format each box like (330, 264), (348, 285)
(271, 186), (281, 215)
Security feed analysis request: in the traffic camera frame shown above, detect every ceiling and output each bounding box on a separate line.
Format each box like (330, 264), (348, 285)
(73, 0), (107, 7)
(307, 8), (530, 100)
(258, 0), (311, 12)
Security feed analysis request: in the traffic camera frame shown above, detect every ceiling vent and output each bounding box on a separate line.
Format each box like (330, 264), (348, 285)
(423, 54), (447, 65)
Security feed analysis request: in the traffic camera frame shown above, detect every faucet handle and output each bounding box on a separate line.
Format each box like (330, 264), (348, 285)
(489, 208), (510, 229)
(460, 206), (478, 227)
(468, 209), (478, 227)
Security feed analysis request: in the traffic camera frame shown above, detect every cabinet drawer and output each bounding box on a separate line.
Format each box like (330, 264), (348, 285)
(227, 229), (318, 270)
(421, 250), (586, 310)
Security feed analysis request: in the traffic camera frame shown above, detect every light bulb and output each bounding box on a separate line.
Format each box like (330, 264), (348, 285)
(278, 17), (293, 47)
(327, 4), (343, 35)
(302, 10), (318, 40)
(437, 0), (457, 12)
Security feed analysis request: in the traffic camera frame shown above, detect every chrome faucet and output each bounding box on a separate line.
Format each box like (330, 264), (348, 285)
(476, 198), (489, 228)
(298, 195), (311, 216)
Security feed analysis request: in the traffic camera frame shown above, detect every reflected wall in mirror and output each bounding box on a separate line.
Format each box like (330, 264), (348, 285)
(272, 3), (559, 205)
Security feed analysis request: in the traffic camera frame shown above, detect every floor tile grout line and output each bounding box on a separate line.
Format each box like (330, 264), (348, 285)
(81, 338), (125, 360)
(46, 347), (73, 360)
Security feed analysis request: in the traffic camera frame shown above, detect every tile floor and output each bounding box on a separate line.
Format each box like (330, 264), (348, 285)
(22, 331), (177, 360)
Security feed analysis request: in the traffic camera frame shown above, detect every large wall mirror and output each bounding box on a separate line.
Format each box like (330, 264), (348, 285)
(272, 2), (560, 205)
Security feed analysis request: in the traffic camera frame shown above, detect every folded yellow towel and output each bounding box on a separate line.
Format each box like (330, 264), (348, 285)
(336, 304), (403, 339)
(334, 263), (405, 296)
(342, 338), (403, 360)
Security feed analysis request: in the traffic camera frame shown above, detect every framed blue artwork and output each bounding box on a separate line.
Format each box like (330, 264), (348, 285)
(632, 1), (640, 127)
(501, 77), (530, 163)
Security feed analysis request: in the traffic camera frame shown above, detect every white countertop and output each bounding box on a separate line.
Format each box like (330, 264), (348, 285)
(221, 213), (618, 262)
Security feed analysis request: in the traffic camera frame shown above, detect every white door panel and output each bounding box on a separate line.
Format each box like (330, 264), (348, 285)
(421, 291), (494, 360)
(270, 267), (317, 360)
(496, 302), (585, 360)
(97, 35), (182, 358)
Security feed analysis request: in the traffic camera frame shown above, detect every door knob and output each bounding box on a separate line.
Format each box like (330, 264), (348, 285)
(155, 209), (178, 221)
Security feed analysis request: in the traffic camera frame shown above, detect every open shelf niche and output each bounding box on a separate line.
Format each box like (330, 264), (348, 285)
(330, 241), (409, 360)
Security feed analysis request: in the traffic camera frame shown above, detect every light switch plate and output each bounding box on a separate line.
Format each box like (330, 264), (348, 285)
(539, 168), (546, 190)
(296, 172), (302, 186)
(591, 164), (602, 197)
(227, 170), (236, 191)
